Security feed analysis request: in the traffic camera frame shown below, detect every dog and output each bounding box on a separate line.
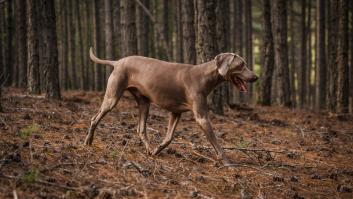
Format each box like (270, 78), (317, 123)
(84, 48), (258, 164)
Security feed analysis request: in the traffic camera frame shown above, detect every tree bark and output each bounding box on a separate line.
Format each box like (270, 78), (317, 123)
(113, 0), (121, 59)
(315, 0), (327, 110)
(215, 0), (230, 108)
(136, 0), (149, 56)
(259, 0), (274, 106)
(181, 0), (196, 64)
(350, 0), (353, 113)
(299, 0), (307, 108)
(93, 0), (103, 91)
(76, 0), (86, 90)
(68, 0), (77, 90)
(244, 0), (253, 98)
(26, 0), (40, 94)
(195, 0), (221, 114)
(306, 0), (313, 108)
(17, 0), (27, 88)
(289, 0), (297, 107)
(174, 0), (183, 62)
(327, 0), (339, 112)
(230, 0), (243, 105)
(337, 0), (349, 113)
(5, 0), (14, 86)
(271, 0), (291, 107)
(41, 0), (61, 99)
(120, 0), (137, 57)
(104, 0), (114, 81)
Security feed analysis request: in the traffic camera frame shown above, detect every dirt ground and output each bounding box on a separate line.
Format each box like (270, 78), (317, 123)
(0, 88), (352, 199)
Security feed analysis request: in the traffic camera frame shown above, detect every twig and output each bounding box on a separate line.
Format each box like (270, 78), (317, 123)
(118, 139), (129, 162)
(41, 160), (106, 172)
(191, 150), (216, 163)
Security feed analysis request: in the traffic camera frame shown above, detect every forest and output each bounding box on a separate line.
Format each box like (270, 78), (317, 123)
(0, 0), (353, 198)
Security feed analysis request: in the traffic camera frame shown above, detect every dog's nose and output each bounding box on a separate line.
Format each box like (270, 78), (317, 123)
(249, 75), (258, 82)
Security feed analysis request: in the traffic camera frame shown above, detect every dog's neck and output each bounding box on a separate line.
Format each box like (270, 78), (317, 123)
(193, 60), (225, 96)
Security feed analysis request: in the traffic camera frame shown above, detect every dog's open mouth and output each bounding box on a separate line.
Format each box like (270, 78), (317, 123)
(231, 76), (248, 92)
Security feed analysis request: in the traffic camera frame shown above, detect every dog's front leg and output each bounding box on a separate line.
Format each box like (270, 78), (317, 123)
(192, 99), (231, 165)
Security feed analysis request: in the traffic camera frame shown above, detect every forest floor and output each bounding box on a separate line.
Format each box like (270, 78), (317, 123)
(0, 88), (353, 199)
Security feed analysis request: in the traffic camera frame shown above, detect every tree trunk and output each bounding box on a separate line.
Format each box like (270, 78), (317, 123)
(244, 0), (253, 98)
(26, 0), (40, 94)
(136, 0), (149, 56)
(17, 0), (27, 88)
(68, 0), (77, 90)
(76, 0), (86, 90)
(5, 0), (14, 86)
(104, 0), (114, 81)
(299, 0), (307, 108)
(259, 0), (274, 106)
(93, 0), (103, 91)
(215, 0), (230, 107)
(306, 0), (313, 108)
(113, 0), (121, 59)
(61, 0), (69, 90)
(174, 0), (183, 62)
(230, 0), (243, 105)
(0, 4), (5, 112)
(195, 0), (221, 114)
(271, 0), (291, 107)
(120, 0), (137, 57)
(315, 0), (327, 110)
(337, 0), (349, 113)
(327, 0), (339, 112)
(41, 0), (61, 99)
(289, 0), (297, 107)
(84, 0), (93, 90)
(181, 0), (196, 64)
(350, 0), (353, 113)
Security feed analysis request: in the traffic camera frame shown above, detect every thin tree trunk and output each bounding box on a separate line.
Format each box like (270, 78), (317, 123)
(244, 0), (253, 99)
(315, 0), (327, 110)
(5, 0), (14, 86)
(307, 0), (313, 108)
(61, 0), (69, 90)
(104, 0), (114, 83)
(337, 0), (349, 113)
(259, 0), (274, 106)
(181, 0), (196, 64)
(113, 0), (121, 58)
(299, 0), (307, 108)
(68, 0), (77, 90)
(93, 0), (103, 91)
(120, 0), (137, 57)
(289, 0), (297, 107)
(76, 0), (86, 90)
(174, 0), (183, 62)
(136, 0), (149, 56)
(271, 0), (291, 107)
(26, 0), (40, 94)
(350, 0), (353, 113)
(84, 0), (93, 90)
(195, 0), (221, 114)
(41, 0), (61, 99)
(215, 0), (230, 108)
(327, 0), (339, 112)
(17, 0), (27, 88)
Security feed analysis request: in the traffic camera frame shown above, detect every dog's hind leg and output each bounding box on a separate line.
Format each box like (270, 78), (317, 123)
(152, 112), (181, 155)
(129, 89), (151, 153)
(84, 74), (126, 145)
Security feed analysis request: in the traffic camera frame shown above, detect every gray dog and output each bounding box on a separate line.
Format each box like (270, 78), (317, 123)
(85, 48), (258, 164)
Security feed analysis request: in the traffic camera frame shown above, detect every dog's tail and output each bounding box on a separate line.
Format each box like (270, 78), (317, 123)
(90, 47), (116, 66)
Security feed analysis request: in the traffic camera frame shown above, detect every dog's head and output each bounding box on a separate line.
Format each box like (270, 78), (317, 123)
(215, 53), (258, 92)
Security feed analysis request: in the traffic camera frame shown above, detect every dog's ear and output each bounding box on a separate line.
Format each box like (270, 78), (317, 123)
(215, 53), (235, 76)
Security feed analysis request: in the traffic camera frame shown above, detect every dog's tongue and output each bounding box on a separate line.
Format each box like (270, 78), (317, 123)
(239, 83), (248, 93)
(232, 77), (248, 93)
